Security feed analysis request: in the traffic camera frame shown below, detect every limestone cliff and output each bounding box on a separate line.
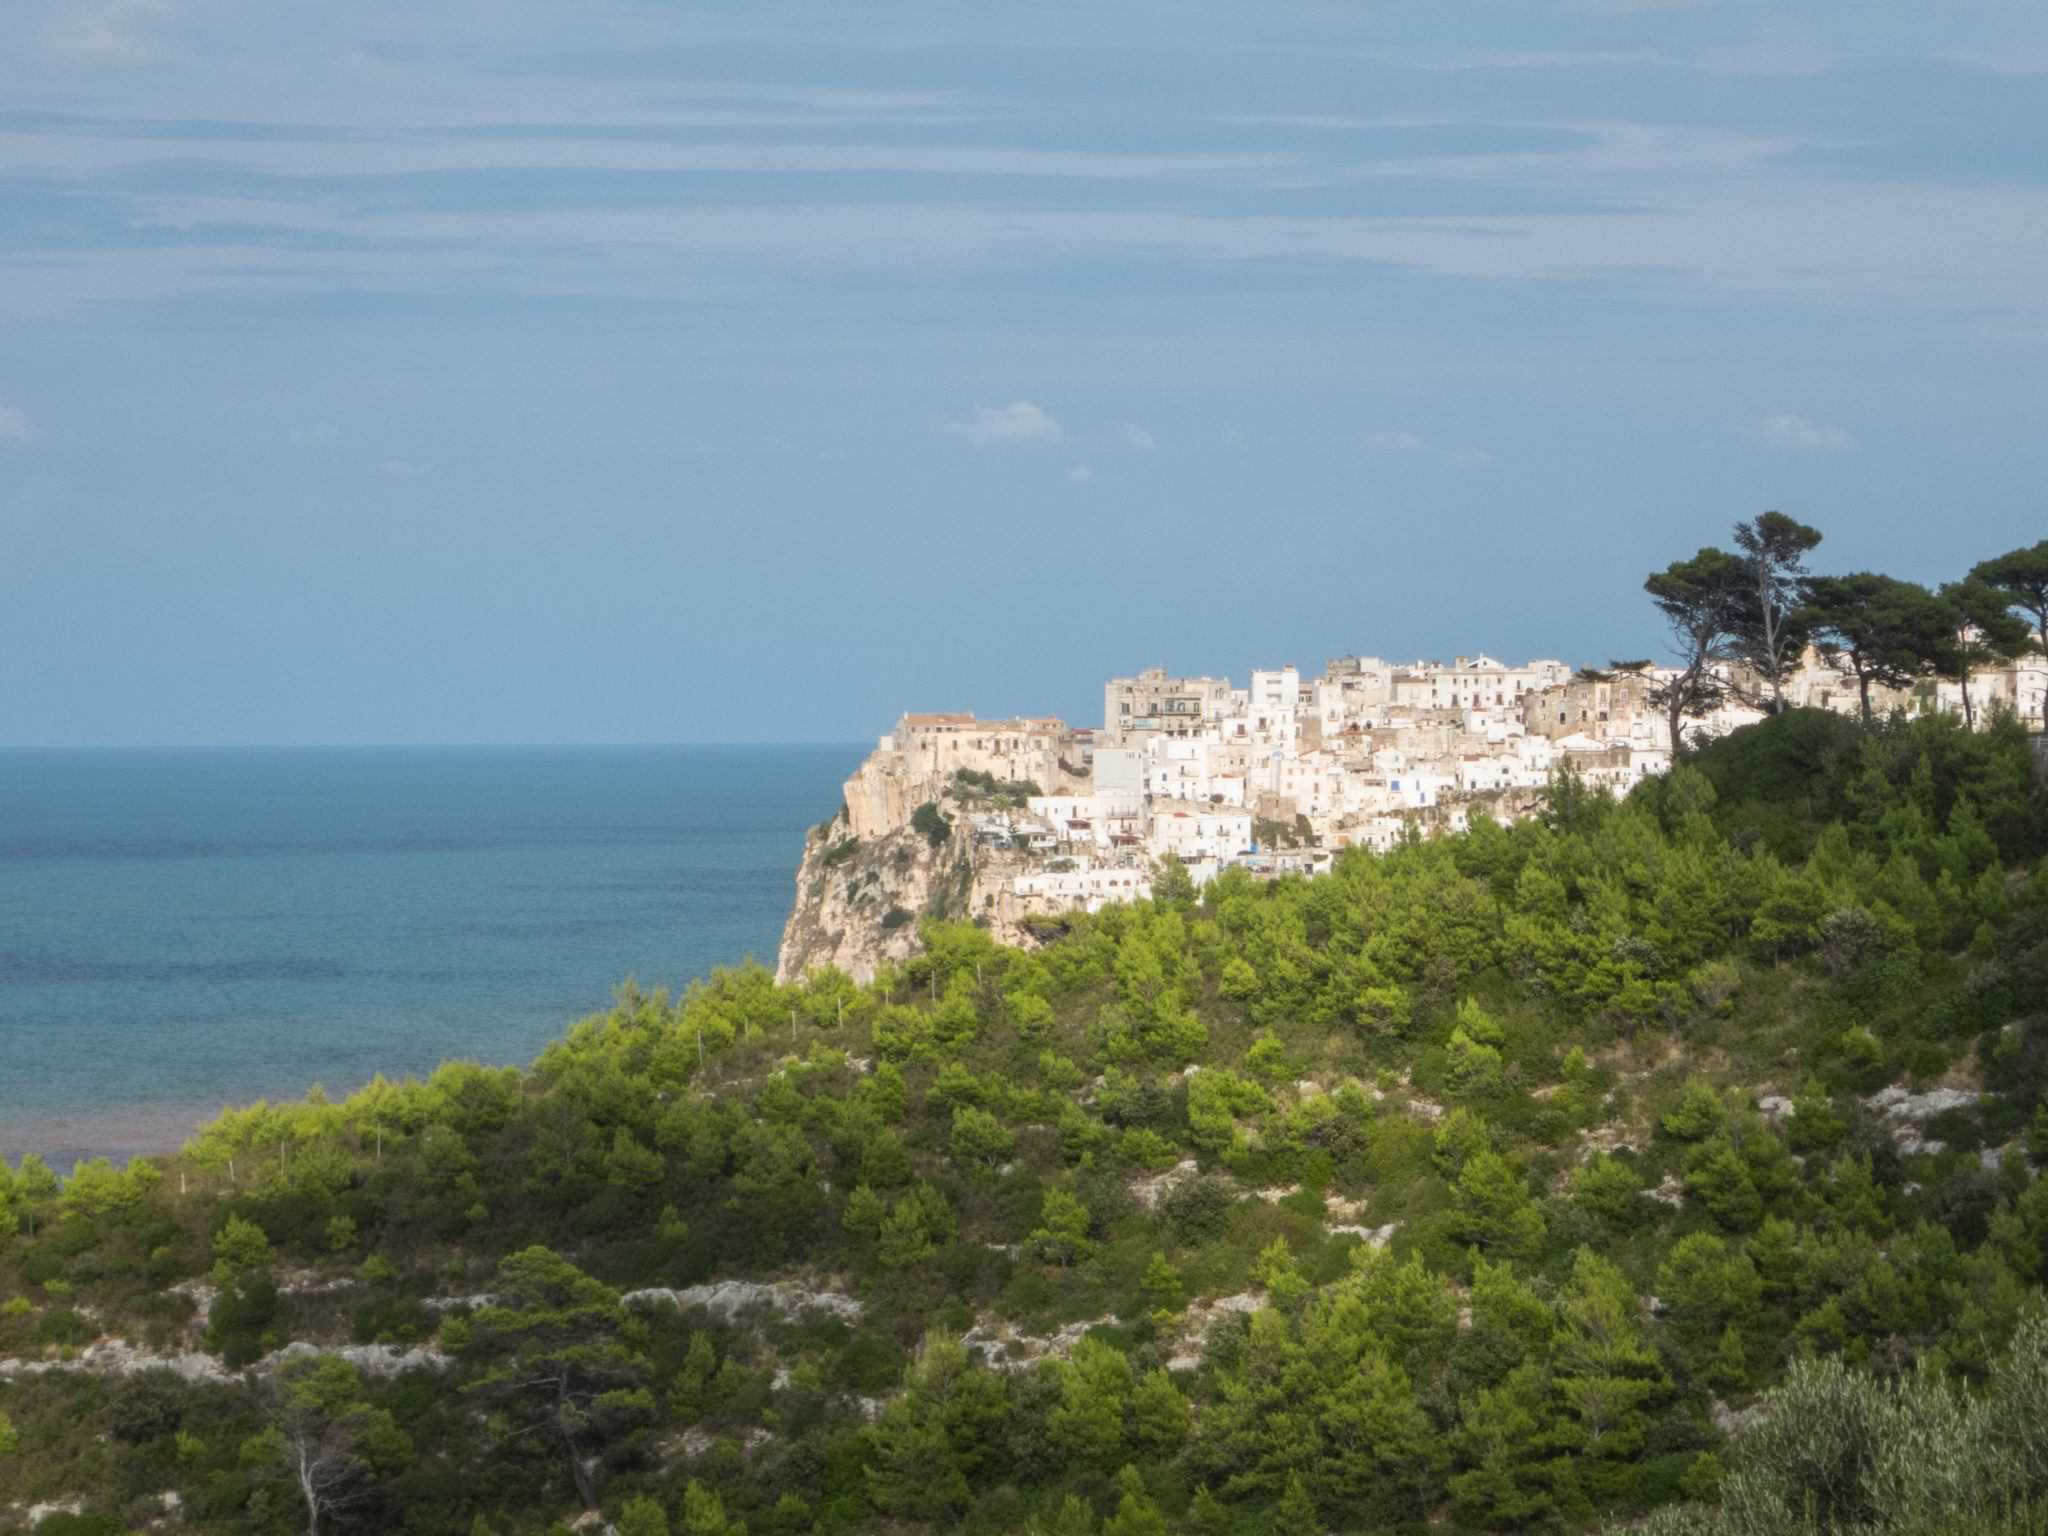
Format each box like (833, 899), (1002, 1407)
(775, 796), (1037, 983)
(776, 726), (1083, 983)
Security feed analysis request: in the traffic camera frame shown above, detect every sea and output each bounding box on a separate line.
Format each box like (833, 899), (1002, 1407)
(0, 745), (864, 1167)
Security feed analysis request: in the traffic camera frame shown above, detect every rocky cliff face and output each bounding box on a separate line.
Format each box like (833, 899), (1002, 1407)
(775, 801), (1033, 983)
(777, 729), (1089, 983)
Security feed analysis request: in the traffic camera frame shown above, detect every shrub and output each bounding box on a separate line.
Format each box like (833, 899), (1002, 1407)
(32, 1517), (126, 1536)
(205, 1276), (280, 1367)
(912, 802), (952, 849)
(1163, 1175), (1238, 1241)
(35, 1309), (90, 1346)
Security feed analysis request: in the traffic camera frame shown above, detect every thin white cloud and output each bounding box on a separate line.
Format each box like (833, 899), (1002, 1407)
(23, 135), (1290, 184)
(1566, 0), (1710, 14)
(0, 405), (38, 443)
(1066, 464), (1095, 484)
(1119, 424), (1157, 452)
(1365, 430), (1427, 453)
(1695, 17), (1837, 79)
(8, 77), (2048, 331)
(1698, 43), (1837, 78)
(289, 422), (340, 445)
(647, 83), (981, 123)
(952, 401), (1062, 446)
(1432, 51), (1663, 71)
(1750, 413), (1855, 451)
(1366, 429), (1491, 466)
(378, 458), (431, 478)
(27, 175), (2048, 325)
(1942, 47), (2048, 76)
(43, 0), (174, 65)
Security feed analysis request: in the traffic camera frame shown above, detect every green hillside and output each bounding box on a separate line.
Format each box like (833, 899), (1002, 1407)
(3, 709), (2047, 1536)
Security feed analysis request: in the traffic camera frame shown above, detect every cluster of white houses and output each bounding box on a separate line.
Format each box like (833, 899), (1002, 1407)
(866, 644), (2047, 922)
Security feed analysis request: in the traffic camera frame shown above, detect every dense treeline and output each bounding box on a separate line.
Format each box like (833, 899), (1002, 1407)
(1647, 520), (2047, 743)
(3, 702), (2045, 1535)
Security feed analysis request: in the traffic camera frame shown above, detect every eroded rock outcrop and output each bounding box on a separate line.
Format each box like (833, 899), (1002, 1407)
(777, 717), (1088, 984)
(775, 807), (994, 984)
(623, 1278), (864, 1323)
(0, 1336), (449, 1384)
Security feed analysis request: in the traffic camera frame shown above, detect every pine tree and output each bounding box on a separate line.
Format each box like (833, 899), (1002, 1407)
(1050, 1336), (1132, 1467)
(1256, 1236), (1308, 1308)
(1450, 1361), (1558, 1528)
(681, 1480), (743, 1536)
(1128, 1367), (1189, 1453)
(1312, 1348), (1443, 1521)
(1452, 1150), (1546, 1260)
(1186, 1485), (1229, 1536)
(1103, 1466), (1169, 1536)
(672, 1331), (718, 1419)
(1043, 1494), (1096, 1536)
(1709, 1322), (1748, 1392)
(1271, 1471), (1320, 1535)
(864, 1395), (967, 1519)
(1141, 1251), (1184, 1313)
(1554, 1249), (1667, 1488)
(1032, 1185), (1094, 1265)
(464, 1247), (650, 1511)
(616, 1495), (670, 1536)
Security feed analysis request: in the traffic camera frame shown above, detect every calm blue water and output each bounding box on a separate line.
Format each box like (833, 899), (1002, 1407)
(0, 746), (861, 1164)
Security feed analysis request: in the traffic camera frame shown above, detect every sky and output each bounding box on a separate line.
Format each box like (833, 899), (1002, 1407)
(2, 0), (2045, 746)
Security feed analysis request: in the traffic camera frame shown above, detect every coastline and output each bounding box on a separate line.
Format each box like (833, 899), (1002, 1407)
(1, 1099), (234, 1169)
(1, 742), (866, 1171)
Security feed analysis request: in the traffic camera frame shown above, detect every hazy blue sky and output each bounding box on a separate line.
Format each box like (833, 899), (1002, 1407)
(3, 1), (2044, 745)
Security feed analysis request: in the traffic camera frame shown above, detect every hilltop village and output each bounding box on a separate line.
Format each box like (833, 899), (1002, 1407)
(777, 644), (2048, 980)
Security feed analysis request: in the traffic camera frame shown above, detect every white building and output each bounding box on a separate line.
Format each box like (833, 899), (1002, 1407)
(1148, 803), (1255, 864)
(1102, 669), (1238, 747)
(1011, 863), (1155, 915)
(1092, 747), (1147, 798)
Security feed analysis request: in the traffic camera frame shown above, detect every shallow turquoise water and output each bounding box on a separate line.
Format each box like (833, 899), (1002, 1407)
(0, 745), (861, 1162)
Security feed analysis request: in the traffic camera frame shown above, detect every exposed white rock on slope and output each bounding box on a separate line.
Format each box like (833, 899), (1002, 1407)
(1864, 1084), (1980, 1156)
(623, 1279), (863, 1323)
(1127, 1159), (1202, 1210)
(1329, 1222), (1401, 1246)
(672, 1426), (776, 1459)
(1865, 1085), (1978, 1120)
(959, 1314), (1115, 1371)
(415, 1278), (864, 1323)
(423, 1292), (503, 1313)
(939, 1289), (1276, 1377)
(0, 1337), (448, 1383)
(1181, 1291), (1262, 1338)
(1165, 1292), (1266, 1370)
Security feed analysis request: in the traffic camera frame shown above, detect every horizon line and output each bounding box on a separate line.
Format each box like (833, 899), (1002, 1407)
(0, 738), (875, 752)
